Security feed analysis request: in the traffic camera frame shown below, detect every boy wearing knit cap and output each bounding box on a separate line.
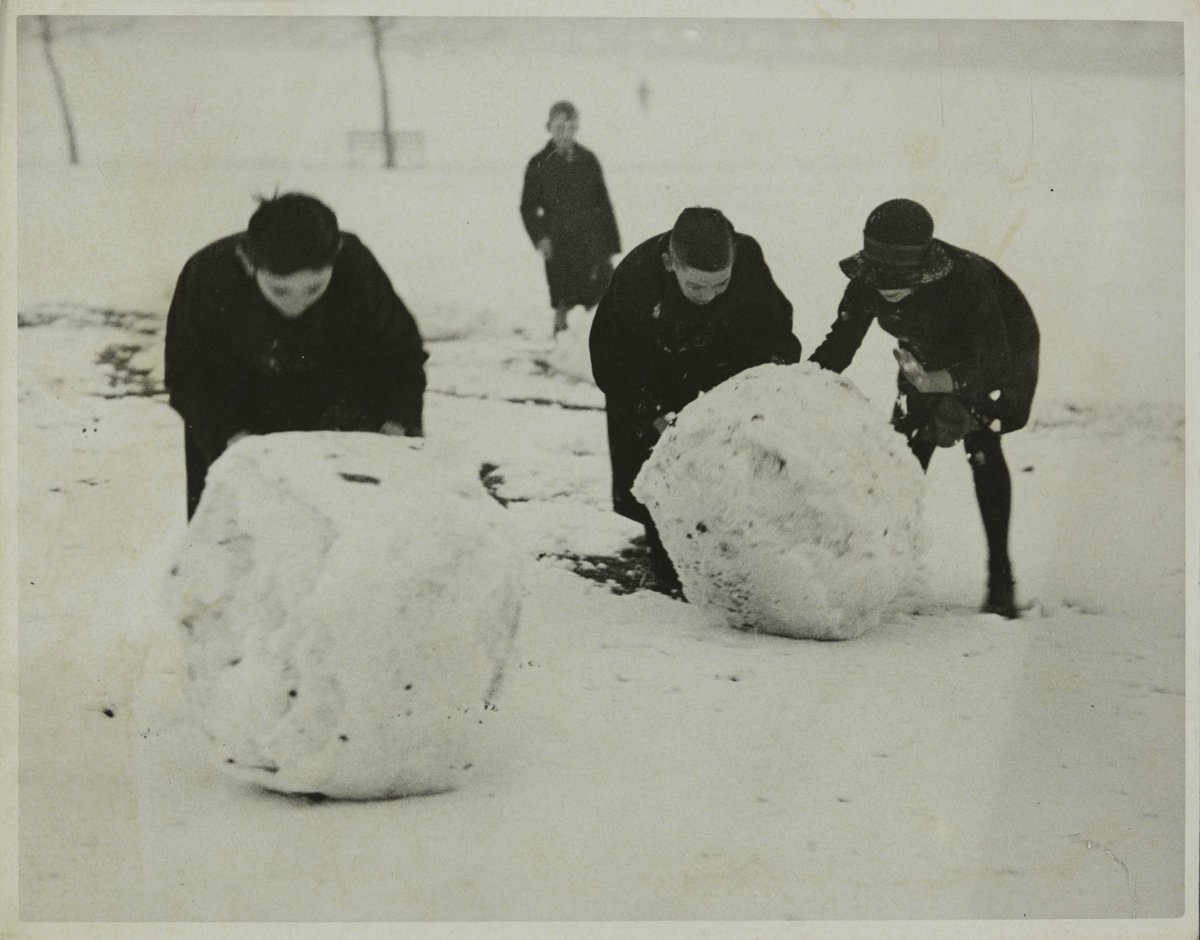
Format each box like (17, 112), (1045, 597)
(810, 198), (1040, 618)
(590, 207), (802, 594)
(520, 100), (622, 336)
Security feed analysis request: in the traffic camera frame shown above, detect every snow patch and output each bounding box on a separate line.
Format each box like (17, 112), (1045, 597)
(416, 301), (498, 342)
(541, 307), (598, 385)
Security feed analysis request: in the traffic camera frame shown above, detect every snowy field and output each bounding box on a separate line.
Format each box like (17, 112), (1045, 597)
(6, 10), (1195, 940)
(13, 299), (1188, 928)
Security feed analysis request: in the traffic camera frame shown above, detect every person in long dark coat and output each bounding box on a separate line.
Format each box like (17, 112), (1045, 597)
(589, 207), (802, 592)
(165, 192), (428, 519)
(521, 100), (621, 336)
(810, 198), (1040, 618)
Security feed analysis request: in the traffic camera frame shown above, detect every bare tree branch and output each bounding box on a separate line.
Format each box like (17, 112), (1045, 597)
(368, 16), (395, 170)
(39, 16), (80, 165)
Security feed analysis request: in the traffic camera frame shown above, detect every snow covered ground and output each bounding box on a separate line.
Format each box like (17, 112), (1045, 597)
(13, 299), (1188, 930)
(6, 9), (1195, 940)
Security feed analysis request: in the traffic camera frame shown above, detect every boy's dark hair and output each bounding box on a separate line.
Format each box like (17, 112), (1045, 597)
(548, 100), (578, 123)
(669, 207), (735, 272)
(243, 192), (340, 274)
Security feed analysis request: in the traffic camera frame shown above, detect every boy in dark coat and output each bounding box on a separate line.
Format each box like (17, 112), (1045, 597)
(165, 192), (428, 519)
(810, 198), (1040, 618)
(521, 100), (621, 336)
(589, 207), (802, 592)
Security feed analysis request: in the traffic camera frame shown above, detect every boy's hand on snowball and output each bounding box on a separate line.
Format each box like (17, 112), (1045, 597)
(893, 347), (954, 394)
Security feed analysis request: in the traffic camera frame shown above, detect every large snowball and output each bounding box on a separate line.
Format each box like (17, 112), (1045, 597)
(165, 432), (522, 799)
(632, 363), (924, 640)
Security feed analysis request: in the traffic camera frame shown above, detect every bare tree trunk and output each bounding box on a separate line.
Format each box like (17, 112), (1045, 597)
(39, 16), (80, 165)
(368, 17), (395, 169)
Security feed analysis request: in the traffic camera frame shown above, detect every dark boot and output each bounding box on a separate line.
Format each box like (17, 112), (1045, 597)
(968, 432), (1017, 618)
(982, 564), (1018, 619)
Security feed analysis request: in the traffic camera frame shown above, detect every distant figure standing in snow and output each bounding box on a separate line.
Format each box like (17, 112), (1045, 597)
(165, 192), (428, 519)
(636, 79), (652, 112)
(590, 206), (802, 593)
(810, 198), (1039, 618)
(520, 100), (621, 337)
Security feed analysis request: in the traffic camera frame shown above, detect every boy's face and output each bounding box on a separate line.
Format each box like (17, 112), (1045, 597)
(548, 113), (578, 150)
(663, 251), (733, 306)
(255, 267), (334, 318)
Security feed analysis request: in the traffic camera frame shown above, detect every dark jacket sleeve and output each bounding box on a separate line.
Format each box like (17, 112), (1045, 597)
(589, 261), (659, 422)
(944, 264), (1012, 400)
(592, 154), (621, 256)
(991, 274), (1039, 431)
(739, 237), (800, 366)
(520, 154), (547, 247)
(809, 282), (875, 374)
(164, 256), (249, 461)
(588, 267), (634, 398)
(346, 243), (429, 434)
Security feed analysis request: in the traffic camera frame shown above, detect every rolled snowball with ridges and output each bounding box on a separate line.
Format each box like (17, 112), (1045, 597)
(633, 363), (924, 639)
(167, 432), (522, 799)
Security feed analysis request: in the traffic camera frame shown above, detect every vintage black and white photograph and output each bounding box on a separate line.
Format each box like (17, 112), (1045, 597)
(4, 1), (1195, 937)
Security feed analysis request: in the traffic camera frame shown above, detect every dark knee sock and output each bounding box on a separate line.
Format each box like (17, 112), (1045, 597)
(967, 434), (1012, 579)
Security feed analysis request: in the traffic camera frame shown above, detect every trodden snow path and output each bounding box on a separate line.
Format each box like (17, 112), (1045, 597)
(15, 309), (1187, 923)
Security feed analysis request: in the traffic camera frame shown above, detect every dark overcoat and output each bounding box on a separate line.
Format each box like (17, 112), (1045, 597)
(810, 241), (1039, 444)
(520, 141), (621, 309)
(165, 232), (428, 515)
(589, 230), (802, 524)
